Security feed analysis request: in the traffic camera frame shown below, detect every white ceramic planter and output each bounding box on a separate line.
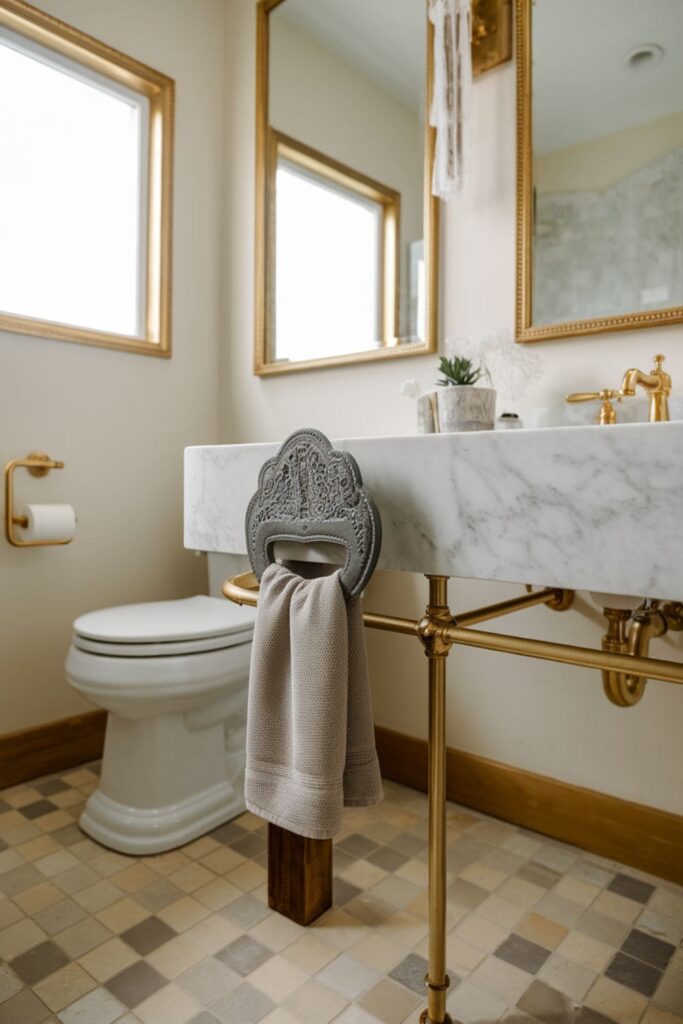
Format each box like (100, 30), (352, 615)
(436, 386), (497, 432)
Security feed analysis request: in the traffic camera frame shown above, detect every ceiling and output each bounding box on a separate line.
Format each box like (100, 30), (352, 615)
(275, 0), (426, 112)
(533, 0), (683, 154)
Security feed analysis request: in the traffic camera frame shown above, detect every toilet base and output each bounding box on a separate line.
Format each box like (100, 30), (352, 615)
(79, 780), (246, 855)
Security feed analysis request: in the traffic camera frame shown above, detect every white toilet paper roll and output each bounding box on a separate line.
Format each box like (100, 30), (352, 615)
(17, 504), (76, 543)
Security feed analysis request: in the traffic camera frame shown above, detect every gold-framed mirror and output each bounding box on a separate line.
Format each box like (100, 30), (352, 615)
(516, 0), (683, 344)
(254, 0), (439, 375)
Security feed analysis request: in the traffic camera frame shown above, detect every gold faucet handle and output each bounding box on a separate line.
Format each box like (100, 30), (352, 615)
(566, 389), (622, 425)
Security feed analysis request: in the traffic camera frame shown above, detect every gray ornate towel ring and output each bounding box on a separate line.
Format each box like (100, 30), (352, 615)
(245, 428), (382, 599)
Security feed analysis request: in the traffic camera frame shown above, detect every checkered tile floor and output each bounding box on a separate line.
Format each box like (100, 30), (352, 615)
(0, 763), (681, 1024)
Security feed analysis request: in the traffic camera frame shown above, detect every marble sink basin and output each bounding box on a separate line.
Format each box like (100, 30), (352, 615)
(184, 420), (683, 602)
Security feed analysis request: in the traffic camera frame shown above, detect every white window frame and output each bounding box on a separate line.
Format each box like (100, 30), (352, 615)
(0, 0), (174, 356)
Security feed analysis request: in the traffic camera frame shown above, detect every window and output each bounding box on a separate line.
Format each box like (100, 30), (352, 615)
(0, 2), (173, 355)
(269, 132), (399, 365)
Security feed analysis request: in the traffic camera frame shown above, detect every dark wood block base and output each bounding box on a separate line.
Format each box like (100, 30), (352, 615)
(267, 822), (332, 925)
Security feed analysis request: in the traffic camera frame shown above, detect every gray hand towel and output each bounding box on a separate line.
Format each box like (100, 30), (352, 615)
(244, 562), (383, 839)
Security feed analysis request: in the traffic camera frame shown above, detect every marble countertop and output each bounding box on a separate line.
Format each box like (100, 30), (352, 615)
(184, 422), (683, 601)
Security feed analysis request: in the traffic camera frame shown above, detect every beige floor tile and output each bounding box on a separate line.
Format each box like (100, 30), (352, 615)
(89, 851), (133, 877)
(250, 954), (309, 1001)
(33, 961), (96, 1012)
(56, 985), (126, 1024)
(183, 912), (241, 954)
(194, 877), (241, 911)
(61, 770), (97, 788)
(14, 881), (63, 915)
(0, 897), (24, 930)
(592, 889), (642, 924)
(261, 1009), (303, 1024)
(358, 977), (420, 1024)
(0, 848), (23, 874)
(0, 916), (47, 959)
(469, 955), (532, 1005)
(394, 859), (428, 888)
(146, 934), (205, 979)
(74, 880), (125, 915)
(110, 863), (158, 894)
(235, 812), (264, 832)
(201, 847), (246, 875)
(516, 911), (568, 950)
(226, 860), (268, 892)
(182, 835), (220, 860)
(538, 952), (597, 1002)
(36, 810), (76, 833)
(553, 875), (600, 909)
(370, 875), (421, 910)
(50, 788), (84, 810)
(2, 786), (41, 808)
(95, 897), (148, 934)
(156, 896), (210, 932)
(78, 935), (140, 981)
(339, 860), (388, 891)
(147, 850), (191, 877)
(655, 970), (683, 1017)
(477, 894), (527, 930)
(556, 930), (614, 971)
(454, 913), (509, 953)
(312, 907), (369, 951)
(498, 877), (546, 909)
(168, 862), (215, 894)
(281, 933), (339, 974)
(377, 910), (428, 949)
(250, 909), (306, 952)
(54, 915), (113, 958)
(136, 983), (200, 1024)
(448, 977), (508, 1024)
(284, 978), (348, 1024)
(459, 862), (508, 892)
(16, 836), (60, 862)
(584, 975), (649, 1024)
(642, 1006), (683, 1024)
(35, 849), (80, 877)
(446, 934), (487, 973)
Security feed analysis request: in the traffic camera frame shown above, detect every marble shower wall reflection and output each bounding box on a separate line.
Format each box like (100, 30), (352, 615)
(534, 143), (683, 325)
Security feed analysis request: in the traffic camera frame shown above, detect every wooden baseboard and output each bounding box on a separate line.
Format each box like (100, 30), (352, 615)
(0, 711), (107, 790)
(375, 725), (683, 886)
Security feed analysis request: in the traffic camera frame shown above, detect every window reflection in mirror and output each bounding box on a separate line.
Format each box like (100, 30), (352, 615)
(260, 0), (434, 372)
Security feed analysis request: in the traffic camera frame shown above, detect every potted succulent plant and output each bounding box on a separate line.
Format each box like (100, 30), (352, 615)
(435, 355), (497, 432)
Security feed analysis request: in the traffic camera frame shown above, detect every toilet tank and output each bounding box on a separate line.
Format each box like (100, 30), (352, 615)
(207, 552), (250, 598)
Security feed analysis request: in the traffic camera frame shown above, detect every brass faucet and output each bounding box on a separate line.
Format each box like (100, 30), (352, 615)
(566, 353), (672, 424)
(620, 353), (671, 422)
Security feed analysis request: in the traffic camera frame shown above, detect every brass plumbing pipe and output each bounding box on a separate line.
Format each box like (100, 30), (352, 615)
(602, 604), (683, 707)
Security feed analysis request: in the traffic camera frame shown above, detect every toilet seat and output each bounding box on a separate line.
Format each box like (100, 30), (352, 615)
(73, 595), (256, 658)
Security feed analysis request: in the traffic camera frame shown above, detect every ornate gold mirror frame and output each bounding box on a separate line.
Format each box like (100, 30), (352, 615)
(254, 0), (439, 376)
(515, 0), (683, 344)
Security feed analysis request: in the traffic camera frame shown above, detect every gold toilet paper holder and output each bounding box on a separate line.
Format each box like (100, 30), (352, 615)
(4, 452), (70, 548)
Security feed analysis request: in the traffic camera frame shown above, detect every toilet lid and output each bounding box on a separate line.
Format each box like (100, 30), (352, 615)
(73, 595), (256, 647)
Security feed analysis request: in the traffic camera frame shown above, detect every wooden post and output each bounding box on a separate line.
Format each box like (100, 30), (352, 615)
(267, 823), (332, 925)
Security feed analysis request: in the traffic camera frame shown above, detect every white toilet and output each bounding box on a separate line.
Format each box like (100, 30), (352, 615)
(65, 555), (256, 855)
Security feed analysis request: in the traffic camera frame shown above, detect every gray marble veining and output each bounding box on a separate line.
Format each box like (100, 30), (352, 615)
(184, 422), (683, 600)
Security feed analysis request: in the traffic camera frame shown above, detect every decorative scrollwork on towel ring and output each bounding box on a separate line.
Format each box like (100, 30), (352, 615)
(245, 428), (382, 599)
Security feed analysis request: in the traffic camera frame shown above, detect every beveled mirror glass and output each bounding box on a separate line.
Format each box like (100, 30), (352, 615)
(254, 0), (438, 374)
(516, 0), (683, 343)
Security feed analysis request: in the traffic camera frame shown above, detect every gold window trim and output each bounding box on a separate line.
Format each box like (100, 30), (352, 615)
(0, 0), (174, 357)
(267, 130), (401, 364)
(514, 0), (683, 344)
(254, 0), (439, 376)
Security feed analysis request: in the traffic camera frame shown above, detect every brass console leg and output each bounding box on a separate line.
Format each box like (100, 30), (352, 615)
(420, 576), (452, 1024)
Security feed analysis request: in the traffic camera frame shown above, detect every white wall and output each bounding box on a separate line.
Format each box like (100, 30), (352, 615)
(221, 0), (683, 815)
(0, 0), (226, 733)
